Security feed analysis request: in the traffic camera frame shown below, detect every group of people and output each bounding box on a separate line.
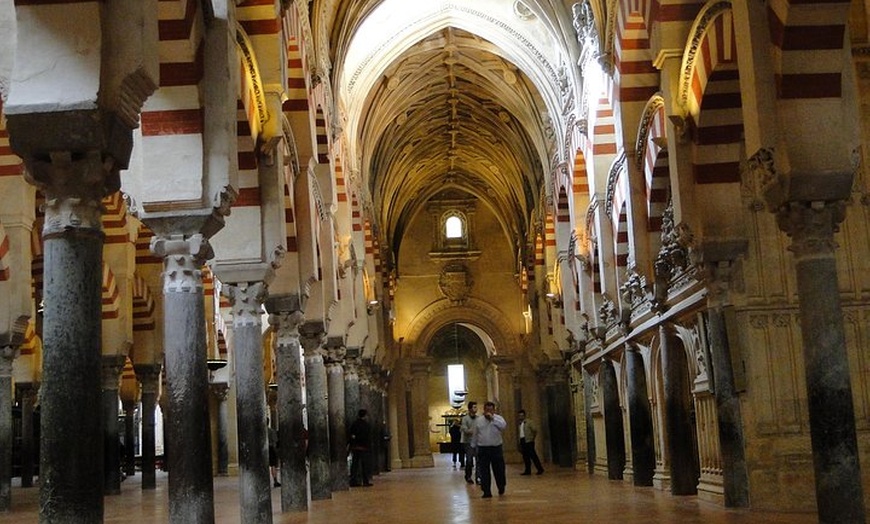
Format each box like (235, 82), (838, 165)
(453, 401), (545, 499)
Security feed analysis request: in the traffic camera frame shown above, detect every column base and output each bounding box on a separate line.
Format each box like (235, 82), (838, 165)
(698, 472), (725, 505)
(653, 468), (672, 491)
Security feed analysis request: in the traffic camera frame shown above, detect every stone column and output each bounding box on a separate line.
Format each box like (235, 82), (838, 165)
(134, 364), (161, 490)
(209, 383), (230, 476)
(265, 301), (307, 512)
(660, 324), (696, 495)
(122, 399), (137, 478)
(102, 355), (125, 495)
(151, 234), (214, 523)
(301, 323), (331, 500)
(701, 246), (750, 507)
(325, 340), (348, 491)
(625, 347), (655, 486)
(543, 364), (574, 468)
(0, 347), (16, 511)
(344, 354), (361, 437)
(600, 358), (625, 480)
(491, 356), (520, 463)
(407, 359), (433, 467)
(31, 154), (108, 522)
(18, 382), (37, 488)
(225, 282), (272, 524)
(777, 201), (865, 522)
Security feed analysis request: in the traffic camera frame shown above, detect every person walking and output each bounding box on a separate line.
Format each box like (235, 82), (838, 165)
(348, 409), (373, 487)
(517, 409), (544, 475)
(471, 401), (507, 498)
(460, 401), (479, 484)
(449, 418), (464, 468)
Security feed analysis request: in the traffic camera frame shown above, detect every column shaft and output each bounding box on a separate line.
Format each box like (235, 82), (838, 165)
(269, 310), (307, 512)
(660, 325), (697, 495)
(102, 356), (124, 495)
(123, 402), (137, 477)
(155, 236), (214, 523)
(41, 227), (104, 523)
(210, 384), (230, 476)
(228, 282), (272, 524)
(625, 349), (655, 486)
(20, 384), (36, 488)
(305, 350), (331, 500)
(779, 201), (865, 523)
(135, 365), (161, 491)
(0, 352), (13, 511)
(327, 361), (348, 491)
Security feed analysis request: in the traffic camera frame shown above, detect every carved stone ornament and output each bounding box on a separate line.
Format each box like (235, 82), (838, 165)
(572, 0), (601, 69)
(620, 267), (651, 308)
(776, 200), (846, 260)
(598, 295), (618, 327)
(439, 263), (473, 305)
(742, 147), (779, 211)
(151, 234), (212, 294)
(225, 281), (267, 328)
(654, 200), (695, 283)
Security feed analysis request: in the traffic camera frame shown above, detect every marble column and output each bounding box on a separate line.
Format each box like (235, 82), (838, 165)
(33, 155), (107, 522)
(225, 282), (272, 524)
(543, 365), (574, 468)
(491, 356), (520, 464)
(301, 323), (331, 500)
(102, 355), (125, 495)
(325, 341), (348, 491)
(265, 302), (308, 512)
(344, 355), (361, 439)
(0, 347), (16, 511)
(600, 358), (625, 480)
(151, 234), (214, 523)
(18, 382), (37, 488)
(625, 347), (655, 486)
(407, 359), (433, 466)
(209, 383), (230, 477)
(134, 364), (161, 490)
(660, 324), (697, 495)
(777, 201), (865, 522)
(703, 252), (749, 507)
(122, 400), (137, 478)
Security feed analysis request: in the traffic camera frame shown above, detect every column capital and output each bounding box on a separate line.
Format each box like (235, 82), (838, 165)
(325, 336), (346, 364)
(0, 345), (17, 376)
(776, 200), (846, 261)
(151, 234), (212, 294)
(299, 321), (327, 357)
(695, 239), (748, 307)
(224, 281), (267, 328)
(209, 382), (230, 402)
(134, 363), (162, 395)
(269, 310), (305, 339)
(101, 354), (126, 390)
(26, 151), (111, 236)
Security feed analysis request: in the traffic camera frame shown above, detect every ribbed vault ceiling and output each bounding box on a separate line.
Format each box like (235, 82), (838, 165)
(357, 27), (549, 262)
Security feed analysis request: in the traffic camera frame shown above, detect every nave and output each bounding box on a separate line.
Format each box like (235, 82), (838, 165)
(0, 455), (815, 524)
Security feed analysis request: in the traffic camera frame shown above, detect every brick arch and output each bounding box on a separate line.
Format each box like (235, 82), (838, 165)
(404, 298), (521, 359)
(679, 2), (737, 121)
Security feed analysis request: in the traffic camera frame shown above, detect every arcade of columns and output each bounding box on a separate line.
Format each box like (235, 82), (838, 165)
(0, 1), (869, 523)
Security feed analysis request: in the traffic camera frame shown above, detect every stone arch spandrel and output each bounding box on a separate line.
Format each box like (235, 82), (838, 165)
(404, 298), (521, 359)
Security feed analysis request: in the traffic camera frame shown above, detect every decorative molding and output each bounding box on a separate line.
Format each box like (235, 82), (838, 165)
(438, 262), (473, 305)
(635, 93), (665, 170)
(604, 150), (627, 218)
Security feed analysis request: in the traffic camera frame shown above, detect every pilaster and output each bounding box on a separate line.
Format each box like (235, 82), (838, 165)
(491, 356), (520, 464)
(406, 358), (434, 467)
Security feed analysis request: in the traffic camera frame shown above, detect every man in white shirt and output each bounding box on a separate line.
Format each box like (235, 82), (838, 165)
(471, 401), (507, 498)
(517, 409), (544, 475)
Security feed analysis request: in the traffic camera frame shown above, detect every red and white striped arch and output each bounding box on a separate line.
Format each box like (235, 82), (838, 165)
(235, 100), (262, 209)
(636, 93), (669, 233)
(680, 3), (742, 185)
(0, 223), (8, 282)
(283, 5), (310, 114)
(102, 192), (130, 246)
(0, 103), (24, 178)
(101, 263), (121, 321)
(767, 0), (849, 100)
(132, 275), (156, 333)
(613, 4), (658, 104)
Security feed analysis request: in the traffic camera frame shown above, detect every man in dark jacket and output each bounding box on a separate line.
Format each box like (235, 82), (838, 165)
(348, 409), (373, 486)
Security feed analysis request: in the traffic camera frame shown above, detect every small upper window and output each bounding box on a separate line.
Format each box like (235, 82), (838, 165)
(445, 215), (463, 239)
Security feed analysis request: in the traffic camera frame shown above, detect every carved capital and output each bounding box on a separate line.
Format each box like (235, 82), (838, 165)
(776, 200), (846, 260)
(151, 234), (212, 294)
(224, 281), (267, 327)
(209, 382), (230, 402)
(134, 363), (162, 395)
(28, 151), (111, 236)
(269, 310), (305, 340)
(101, 354), (127, 390)
(299, 321), (326, 356)
(325, 336), (346, 364)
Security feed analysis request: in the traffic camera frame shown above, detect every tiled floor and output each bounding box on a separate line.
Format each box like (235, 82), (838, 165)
(0, 455), (818, 523)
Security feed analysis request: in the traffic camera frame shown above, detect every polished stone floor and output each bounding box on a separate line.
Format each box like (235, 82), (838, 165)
(0, 455), (818, 523)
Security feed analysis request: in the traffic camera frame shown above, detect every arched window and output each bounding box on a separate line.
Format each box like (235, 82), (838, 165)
(445, 215), (463, 239)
